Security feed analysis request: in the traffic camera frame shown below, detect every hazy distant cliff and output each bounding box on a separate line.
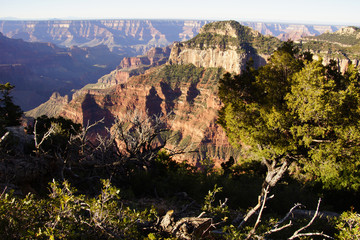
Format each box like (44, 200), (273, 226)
(0, 32), (121, 110)
(0, 20), (342, 56)
(0, 20), (207, 55)
(301, 26), (360, 71)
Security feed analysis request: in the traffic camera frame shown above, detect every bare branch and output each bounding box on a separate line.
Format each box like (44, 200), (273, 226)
(269, 221), (293, 234)
(246, 185), (270, 239)
(0, 132), (9, 143)
(237, 158), (289, 229)
(289, 232), (334, 239)
(288, 198), (333, 240)
(275, 203), (302, 229)
(33, 120), (55, 151)
(111, 109), (173, 166)
(264, 203), (303, 235)
(312, 139), (332, 143)
(237, 188), (274, 228)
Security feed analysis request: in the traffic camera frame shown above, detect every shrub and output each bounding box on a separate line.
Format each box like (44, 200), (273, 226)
(0, 179), (156, 239)
(336, 210), (360, 239)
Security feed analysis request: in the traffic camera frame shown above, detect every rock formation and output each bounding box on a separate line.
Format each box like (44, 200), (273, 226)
(97, 46), (171, 87)
(168, 21), (278, 74)
(25, 92), (69, 118)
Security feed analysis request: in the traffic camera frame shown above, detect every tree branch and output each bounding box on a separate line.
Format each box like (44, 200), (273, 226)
(288, 198), (333, 240)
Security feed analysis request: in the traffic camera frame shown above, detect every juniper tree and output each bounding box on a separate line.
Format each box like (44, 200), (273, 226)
(0, 83), (22, 130)
(218, 41), (360, 191)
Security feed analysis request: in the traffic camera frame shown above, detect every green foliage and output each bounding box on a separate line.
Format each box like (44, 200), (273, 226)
(185, 32), (242, 51)
(336, 210), (360, 239)
(199, 157), (215, 175)
(0, 192), (47, 239)
(252, 35), (282, 54)
(223, 224), (248, 240)
(201, 67), (225, 87)
(0, 179), (155, 239)
(190, 20), (254, 49)
(149, 64), (204, 88)
(0, 147), (343, 239)
(202, 184), (229, 219)
(0, 82), (23, 131)
(218, 41), (360, 190)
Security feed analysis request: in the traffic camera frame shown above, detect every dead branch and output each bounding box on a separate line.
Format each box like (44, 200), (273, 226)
(237, 158), (289, 229)
(219, 198), (228, 209)
(288, 198), (333, 240)
(33, 120), (55, 152)
(111, 110), (172, 166)
(312, 139), (332, 143)
(275, 203), (302, 228)
(0, 131), (9, 143)
(290, 232), (334, 239)
(265, 203), (303, 235)
(246, 185), (270, 239)
(69, 118), (104, 148)
(263, 158), (289, 188)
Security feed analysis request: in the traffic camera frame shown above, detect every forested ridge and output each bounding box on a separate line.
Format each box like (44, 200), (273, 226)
(1, 42), (360, 239)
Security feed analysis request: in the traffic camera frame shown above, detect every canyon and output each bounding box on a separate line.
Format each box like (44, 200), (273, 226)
(0, 19), (344, 111)
(47, 21), (278, 164)
(3, 18), (360, 166)
(0, 19), (342, 56)
(27, 21), (360, 165)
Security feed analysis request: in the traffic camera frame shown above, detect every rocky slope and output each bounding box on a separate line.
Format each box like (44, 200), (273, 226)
(25, 92), (69, 118)
(97, 46), (171, 87)
(0, 20), (344, 111)
(60, 64), (233, 164)
(0, 20), (342, 57)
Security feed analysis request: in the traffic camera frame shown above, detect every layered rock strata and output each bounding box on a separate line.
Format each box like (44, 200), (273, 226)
(58, 21), (278, 164)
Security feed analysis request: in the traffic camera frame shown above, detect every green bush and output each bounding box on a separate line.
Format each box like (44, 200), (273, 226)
(336, 210), (360, 239)
(0, 179), (156, 239)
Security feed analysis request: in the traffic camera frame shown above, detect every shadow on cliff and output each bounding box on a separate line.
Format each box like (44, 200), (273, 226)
(146, 87), (163, 117)
(240, 43), (268, 70)
(81, 93), (114, 135)
(160, 82), (182, 113)
(186, 83), (200, 105)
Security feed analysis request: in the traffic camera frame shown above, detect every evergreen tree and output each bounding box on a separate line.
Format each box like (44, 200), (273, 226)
(0, 83), (22, 130)
(218, 42), (360, 190)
